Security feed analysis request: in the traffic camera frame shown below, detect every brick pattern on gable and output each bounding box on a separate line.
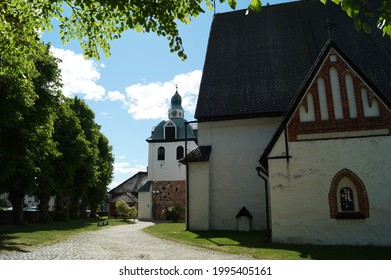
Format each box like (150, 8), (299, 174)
(288, 50), (391, 142)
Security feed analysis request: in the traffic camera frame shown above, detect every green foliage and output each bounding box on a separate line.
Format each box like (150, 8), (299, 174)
(320, 0), (391, 36)
(0, 44), (62, 223)
(0, 45), (113, 223)
(162, 202), (185, 222)
(1, 0), (213, 65)
(115, 200), (137, 221)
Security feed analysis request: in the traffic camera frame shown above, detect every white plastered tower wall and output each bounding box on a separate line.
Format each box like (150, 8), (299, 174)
(189, 117), (283, 231)
(147, 140), (197, 181)
(187, 161), (210, 230)
(137, 189), (152, 220)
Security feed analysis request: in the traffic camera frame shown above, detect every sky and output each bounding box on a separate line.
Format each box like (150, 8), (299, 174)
(41, 1), (291, 189)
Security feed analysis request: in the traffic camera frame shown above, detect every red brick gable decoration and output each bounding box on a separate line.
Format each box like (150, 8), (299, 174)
(288, 48), (391, 142)
(328, 168), (369, 219)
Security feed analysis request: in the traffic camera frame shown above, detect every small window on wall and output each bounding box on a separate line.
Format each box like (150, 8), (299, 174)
(329, 169), (369, 220)
(158, 147), (165, 161)
(176, 146), (184, 160)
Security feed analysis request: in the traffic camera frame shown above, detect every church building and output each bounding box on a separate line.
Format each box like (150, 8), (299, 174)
(183, 0), (391, 245)
(137, 89), (198, 220)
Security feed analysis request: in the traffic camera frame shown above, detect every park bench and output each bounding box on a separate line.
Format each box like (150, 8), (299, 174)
(97, 220), (109, 227)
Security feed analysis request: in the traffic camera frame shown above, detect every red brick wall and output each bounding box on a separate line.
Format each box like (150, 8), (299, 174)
(288, 50), (391, 141)
(151, 181), (186, 220)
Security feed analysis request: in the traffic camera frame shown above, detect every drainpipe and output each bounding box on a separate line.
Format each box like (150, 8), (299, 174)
(256, 165), (271, 242)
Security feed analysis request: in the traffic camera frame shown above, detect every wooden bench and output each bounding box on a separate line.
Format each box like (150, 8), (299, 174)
(97, 220), (109, 227)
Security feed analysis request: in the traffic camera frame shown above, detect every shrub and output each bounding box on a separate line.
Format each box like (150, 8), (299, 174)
(115, 200), (137, 221)
(162, 202), (184, 222)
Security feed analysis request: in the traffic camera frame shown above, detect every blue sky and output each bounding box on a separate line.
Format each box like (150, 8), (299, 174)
(42, 1), (291, 189)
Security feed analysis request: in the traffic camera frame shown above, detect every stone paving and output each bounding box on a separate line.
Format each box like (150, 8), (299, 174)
(0, 221), (252, 260)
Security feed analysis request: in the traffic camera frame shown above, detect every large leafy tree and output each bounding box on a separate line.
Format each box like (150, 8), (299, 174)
(51, 98), (91, 221)
(0, 45), (61, 224)
(88, 133), (114, 218)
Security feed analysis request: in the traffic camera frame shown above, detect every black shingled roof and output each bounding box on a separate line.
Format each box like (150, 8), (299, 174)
(195, 0), (391, 121)
(108, 171), (148, 195)
(181, 146), (211, 163)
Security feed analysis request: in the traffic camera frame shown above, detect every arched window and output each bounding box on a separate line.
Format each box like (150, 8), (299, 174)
(329, 168), (369, 219)
(157, 147), (165, 161)
(176, 146), (184, 160)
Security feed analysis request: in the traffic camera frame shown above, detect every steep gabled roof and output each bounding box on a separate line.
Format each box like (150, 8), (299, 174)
(195, 0), (391, 121)
(109, 171), (148, 195)
(259, 39), (391, 168)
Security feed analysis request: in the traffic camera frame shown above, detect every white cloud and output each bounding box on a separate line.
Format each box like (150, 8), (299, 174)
(113, 162), (146, 175)
(108, 90), (126, 101)
(124, 70), (202, 120)
(50, 47), (106, 101)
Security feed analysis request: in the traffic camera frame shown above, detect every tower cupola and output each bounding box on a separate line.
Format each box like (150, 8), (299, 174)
(168, 88), (184, 119)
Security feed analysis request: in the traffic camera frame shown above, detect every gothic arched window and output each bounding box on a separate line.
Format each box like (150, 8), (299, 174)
(328, 169), (369, 219)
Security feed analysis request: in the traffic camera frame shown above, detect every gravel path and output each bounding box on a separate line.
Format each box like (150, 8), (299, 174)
(0, 221), (252, 260)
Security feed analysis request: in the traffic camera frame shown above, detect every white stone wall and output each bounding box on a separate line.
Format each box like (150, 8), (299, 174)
(188, 162), (210, 230)
(268, 134), (391, 245)
(138, 191), (152, 220)
(193, 117), (282, 230)
(148, 140), (197, 181)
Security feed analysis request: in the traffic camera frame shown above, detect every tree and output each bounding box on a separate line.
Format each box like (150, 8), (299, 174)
(88, 133), (114, 218)
(51, 98), (91, 221)
(67, 97), (100, 219)
(0, 44), (61, 224)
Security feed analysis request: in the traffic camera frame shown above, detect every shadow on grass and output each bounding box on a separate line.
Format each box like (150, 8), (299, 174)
(192, 230), (391, 260)
(0, 217), (104, 253)
(0, 236), (30, 253)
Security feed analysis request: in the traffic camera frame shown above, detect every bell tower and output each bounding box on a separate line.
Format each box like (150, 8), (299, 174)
(168, 87), (184, 119)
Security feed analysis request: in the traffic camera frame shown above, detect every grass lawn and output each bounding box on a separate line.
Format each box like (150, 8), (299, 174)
(143, 222), (391, 260)
(0, 217), (133, 253)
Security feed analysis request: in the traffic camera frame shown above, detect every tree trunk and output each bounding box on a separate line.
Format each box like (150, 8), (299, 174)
(89, 203), (98, 218)
(54, 195), (69, 221)
(69, 198), (80, 219)
(8, 192), (24, 224)
(38, 194), (51, 223)
(80, 199), (88, 218)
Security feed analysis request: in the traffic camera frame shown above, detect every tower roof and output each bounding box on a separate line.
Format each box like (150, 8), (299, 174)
(146, 118), (196, 142)
(170, 90), (182, 110)
(147, 89), (197, 142)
